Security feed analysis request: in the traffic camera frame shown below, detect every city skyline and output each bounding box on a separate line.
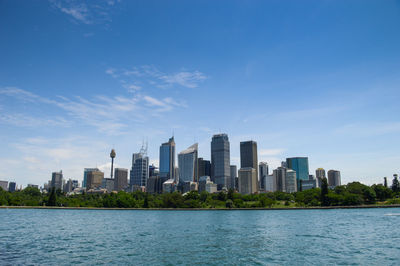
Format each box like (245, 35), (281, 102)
(1, 1), (400, 187)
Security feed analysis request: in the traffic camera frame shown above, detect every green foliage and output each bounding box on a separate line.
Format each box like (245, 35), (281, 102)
(2, 179), (400, 208)
(372, 184), (392, 201)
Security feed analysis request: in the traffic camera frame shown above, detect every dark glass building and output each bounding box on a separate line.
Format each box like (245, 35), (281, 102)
(159, 137), (175, 182)
(211, 134), (230, 190)
(198, 158), (211, 178)
(286, 157), (309, 189)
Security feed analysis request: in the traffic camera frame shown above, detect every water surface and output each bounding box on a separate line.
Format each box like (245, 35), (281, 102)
(1, 208), (399, 265)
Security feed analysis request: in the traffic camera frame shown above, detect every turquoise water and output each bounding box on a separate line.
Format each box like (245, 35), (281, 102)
(1, 208), (400, 265)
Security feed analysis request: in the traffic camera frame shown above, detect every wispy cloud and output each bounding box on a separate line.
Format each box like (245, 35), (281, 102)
(50, 0), (119, 25)
(0, 86), (185, 135)
(105, 65), (208, 91)
(259, 148), (286, 156)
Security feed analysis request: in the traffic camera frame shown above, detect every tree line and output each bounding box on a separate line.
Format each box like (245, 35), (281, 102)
(0, 178), (399, 208)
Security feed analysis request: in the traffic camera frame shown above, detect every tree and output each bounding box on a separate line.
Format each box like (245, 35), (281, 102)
(47, 187), (57, 206)
(320, 178), (329, 206)
(143, 194), (149, 208)
(384, 177), (388, 188)
(225, 199), (233, 208)
(299, 180), (303, 192)
(227, 189), (234, 200)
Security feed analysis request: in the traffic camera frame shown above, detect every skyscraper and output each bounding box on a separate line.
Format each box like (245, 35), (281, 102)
(259, 162), (268, 190)
(198, 158), (211, 178)
(273, 167), (286, 192)
(83, 168), (99, 188)
(238, 167), (258, 194)
(8, 182), (16, 192)
(159, 136), (176, 182)
(286, 157), (309, 189)
(51, 171), (63, 190)
(230, 165), (237, 190)
(315, 168), (326, 188)
(240, 141), (258, 177)
(0, 180), (8, 191)
(178, 143), (198, 183)
(285, 169), (297, 193)
(114, 168), (128, 191)
(211, 134), (230, 190)
(328, 170), (341, 188)
(86, 170), (104, 190)
(130, 148), (149, 188)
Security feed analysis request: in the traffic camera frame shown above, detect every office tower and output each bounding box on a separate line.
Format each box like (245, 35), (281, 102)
(114, 168), (128, 191)
(51, 171), (63, 190)
(149, 164), (158, 177)
(285, 169), (297, 193)
(130, 144), (149, 188)
(102, 178), (114, 192)
(281, 161), (288, 168)
(259, 162), (268, 190)
(211, 134), (230, 190)
(0, 180), (8, 191)
(230, 165), (237, 190)
(240, 141), (258, 178)
(328, 170), (341, 188)
(286, 157), (309, 189)
(265, 174), (276, 192)
(178, 143), (198, 184)
(238, 167), (258, 194)
(159, 136), (176, 182)
(147, 176), (163, 194)
(86, 170), (104, 189)
(64, 179), (73, 193)
(315, 168), (326, 188)
(8, 182), (16, 192)
(83, 168), (99, 188)
(198, 158), (211, 178)
(273, 167), (286, 192)
(110, 149), (116, 179)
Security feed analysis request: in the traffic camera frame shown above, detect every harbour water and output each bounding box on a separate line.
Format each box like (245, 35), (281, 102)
(1, 208), (400, 265)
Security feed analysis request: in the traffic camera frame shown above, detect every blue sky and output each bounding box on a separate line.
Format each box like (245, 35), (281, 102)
(1, 0), (400, 187)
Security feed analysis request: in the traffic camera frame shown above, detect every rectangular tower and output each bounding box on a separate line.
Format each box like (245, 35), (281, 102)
(211, 134), (230, 190)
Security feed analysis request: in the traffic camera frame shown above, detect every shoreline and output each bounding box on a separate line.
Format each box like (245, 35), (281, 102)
(1, 204), (400, 211)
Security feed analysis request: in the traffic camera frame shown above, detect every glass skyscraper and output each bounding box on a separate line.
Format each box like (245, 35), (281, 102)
(286, 157), (309, 189)
(159, 136), (175, 182)
(130, 152), (149, 187)
(178, 143), (198, 184)
(211, 134), (230, 190)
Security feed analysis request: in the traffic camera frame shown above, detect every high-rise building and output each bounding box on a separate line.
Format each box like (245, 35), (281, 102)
(178, 143), (198, 184)
(265, 174), (276, 192)
(130, 147), (149, 188)
(238, 167), (258, 194)
(328, 170), (341, 188)
(0, 180), (8, 191)
(8, 182), (16, 192)
(114, 168), (128, 191)
(259, 162), (268, 190)
(102, 178), (114, 192)
(230, 165), (237, 190)
(286, 157), (309, 189)
(83, 168), (99, 188)
(273, 167), (286, 192)
(51, 171), (63, 190)
(149, 164), (159, 178)
(211, 134), (230, 190)
(147, 176), (163, 194)
(86, 170), (104, 190)
(285, 169), (297, 193)
(240, 141), (258, 177)
(198, 158), (211, 178)
(315, 168), (326, 188)
(159, 137), (176, 182)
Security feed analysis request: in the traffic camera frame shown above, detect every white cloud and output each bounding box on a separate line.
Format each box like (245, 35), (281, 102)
(106, 65), (208, 90)
(50, 0), (118, 25)
(0, 86), (185, 135)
